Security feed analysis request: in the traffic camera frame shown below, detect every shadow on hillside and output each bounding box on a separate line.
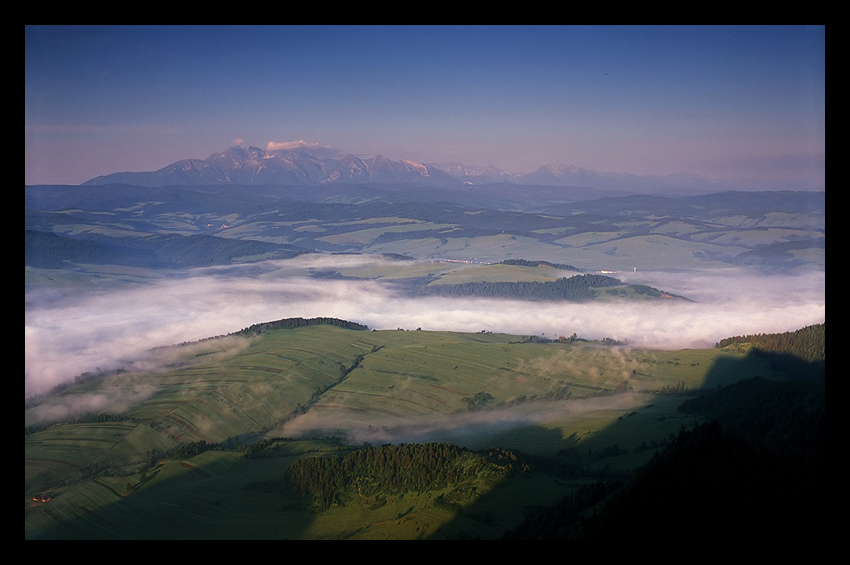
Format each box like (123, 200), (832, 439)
(699, 350), (772, 390)
(433, 419), (580, 456)
(701, 347), (824, 390)
(426, 348), (826, 540)
(28, 348), (825, 540)
(422, 414), (666, 539)
(26, 453), (318, 540)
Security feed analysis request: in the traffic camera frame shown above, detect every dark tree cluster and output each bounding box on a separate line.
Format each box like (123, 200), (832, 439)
(235, 317), (369, 336)
(284, 443), (521, 511)
(716, 323), (824, 378)
(715, 323), (824, 363)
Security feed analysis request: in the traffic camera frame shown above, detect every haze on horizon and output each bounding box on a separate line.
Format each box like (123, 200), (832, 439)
(25, 25), (825, 188)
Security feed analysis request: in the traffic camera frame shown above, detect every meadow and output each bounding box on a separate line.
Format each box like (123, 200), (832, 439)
(26, 320), (794, 539)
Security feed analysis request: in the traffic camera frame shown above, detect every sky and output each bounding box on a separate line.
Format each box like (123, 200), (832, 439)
(25, 25), (825, 187)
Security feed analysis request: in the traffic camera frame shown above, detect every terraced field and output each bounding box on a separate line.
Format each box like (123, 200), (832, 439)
(23, 320), (804, 539)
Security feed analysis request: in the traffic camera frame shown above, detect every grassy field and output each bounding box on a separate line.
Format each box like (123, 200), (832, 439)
(25, 321), (789, 539)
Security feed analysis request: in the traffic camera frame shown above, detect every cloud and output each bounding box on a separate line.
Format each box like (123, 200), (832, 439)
(266, 140), (336, 154)
(24, 259), (825, 399)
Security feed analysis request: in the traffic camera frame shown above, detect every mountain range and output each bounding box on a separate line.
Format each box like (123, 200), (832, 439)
(79, 145), (811, 194)
(82, 146), (458, 188)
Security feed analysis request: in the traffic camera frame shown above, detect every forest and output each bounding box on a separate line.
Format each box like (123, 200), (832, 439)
(715, 322), (825, 363)
(235, 317), (371, 336)
(284, 443), (523, 511)
(715, 323), (824, 379)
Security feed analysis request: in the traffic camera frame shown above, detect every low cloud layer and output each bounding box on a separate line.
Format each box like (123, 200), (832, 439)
(25, 384), (158, 428)
(25, 259), (825, 398)
(273, 391), (649, 449)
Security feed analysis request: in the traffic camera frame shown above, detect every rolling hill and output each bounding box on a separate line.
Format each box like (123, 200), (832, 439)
(25, 319), (824, 539)
(26, 182), (824, 278)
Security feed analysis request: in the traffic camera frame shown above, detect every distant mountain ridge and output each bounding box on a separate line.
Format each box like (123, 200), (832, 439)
(83, 146), (459, 188)
(81, 145), (819, 194)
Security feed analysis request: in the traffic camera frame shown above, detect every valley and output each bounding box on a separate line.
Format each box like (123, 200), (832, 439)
(25, 24), (826, 541)
(25, 176), (825, 540)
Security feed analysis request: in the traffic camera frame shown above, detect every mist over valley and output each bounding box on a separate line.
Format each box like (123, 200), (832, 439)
(25, 25), (826, 540)
(25, 256), (824, 400)
(26, 171), (824, 395)
(25, 149), (825, 541)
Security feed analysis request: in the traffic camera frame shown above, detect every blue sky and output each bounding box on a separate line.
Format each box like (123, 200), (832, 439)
(25, 25), (825, 187)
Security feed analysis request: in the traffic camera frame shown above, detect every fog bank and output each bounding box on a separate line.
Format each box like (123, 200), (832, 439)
(25, 261), (825, 398)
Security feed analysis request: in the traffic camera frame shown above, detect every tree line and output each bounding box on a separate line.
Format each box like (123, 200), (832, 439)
(715, 322), (824, 363)
(715, 322), (824, 377)
(235, 317), (369, 337)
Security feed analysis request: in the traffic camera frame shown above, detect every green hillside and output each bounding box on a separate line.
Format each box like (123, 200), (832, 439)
(25, 318), (818, 539)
